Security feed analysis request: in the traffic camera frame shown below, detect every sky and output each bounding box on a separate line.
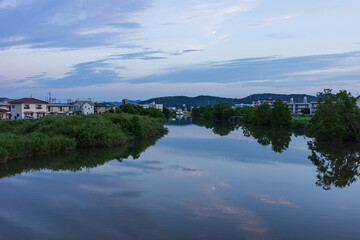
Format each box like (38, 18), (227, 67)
(1, 0), (360, 101)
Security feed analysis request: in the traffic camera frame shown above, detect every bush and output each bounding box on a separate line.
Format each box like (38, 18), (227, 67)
(0, 113), (167, 162)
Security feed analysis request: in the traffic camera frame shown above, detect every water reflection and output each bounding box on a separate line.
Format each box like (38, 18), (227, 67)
(192, 118), (240, 136)
(308, 141), (360, 190)
(241, 125), (292, 153)
(193, 118), (291, 152)
(192, 118), (360, 190)
(0, 135), (163, 179)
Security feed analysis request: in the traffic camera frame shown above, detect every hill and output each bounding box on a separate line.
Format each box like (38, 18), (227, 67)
(139, 94), (318, 107)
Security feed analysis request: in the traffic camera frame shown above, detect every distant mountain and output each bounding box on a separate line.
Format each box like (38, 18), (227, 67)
(139, 94), (318, 107)
(107, 100), (141, 105)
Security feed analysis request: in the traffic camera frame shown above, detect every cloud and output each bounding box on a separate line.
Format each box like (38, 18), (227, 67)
(0, 0), (153, 49)
(5, 51), (360, 100)
(249, 14), (298, 27)
(189, 0), (260, 18)
(33, 59), (124, 88)
(248, 192), (300, 208)
(112, 50), (165, 60)
(111, 48), (203, 60)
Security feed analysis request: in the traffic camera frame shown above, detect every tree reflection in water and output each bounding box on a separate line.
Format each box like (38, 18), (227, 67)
(0, 135), (164, 179)
(193, 118), (360, 190)
(192, 118), (240, 136)
(241, 125), (292, 153)
(308, 141), (360, 190)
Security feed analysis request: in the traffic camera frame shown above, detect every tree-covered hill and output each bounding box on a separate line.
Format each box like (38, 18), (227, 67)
(139, 94), (318, 107)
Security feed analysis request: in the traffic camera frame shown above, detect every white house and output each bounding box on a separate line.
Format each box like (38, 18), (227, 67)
(71, 100), (94, 115)
(252, 98), (277, 107)
(47, 103), (72, 115)
(0, 100), (10, 120)
(142, 101), (163, 111)
(9, 98), (48, 120)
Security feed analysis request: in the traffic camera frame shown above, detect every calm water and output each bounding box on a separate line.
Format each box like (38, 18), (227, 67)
(1, 120), (360, 240)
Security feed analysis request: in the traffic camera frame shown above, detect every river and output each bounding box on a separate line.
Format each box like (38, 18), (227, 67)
(0, 119), (359, 240)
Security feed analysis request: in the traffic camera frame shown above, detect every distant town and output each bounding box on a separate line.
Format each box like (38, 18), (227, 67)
(1, 94), (359, 121)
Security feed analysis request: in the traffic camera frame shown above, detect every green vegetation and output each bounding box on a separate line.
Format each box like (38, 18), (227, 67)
(0, 113), (167, 162)
(116, 104), (165, 118)
(291, 116), (311, 131)
(308, 89), (360, 142)
(192, 100), (292, 127)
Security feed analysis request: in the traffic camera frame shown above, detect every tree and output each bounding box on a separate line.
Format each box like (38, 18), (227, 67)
(213, 102), (231, 120)
(271, 100), (292, 127)
(309, 89), (360, 142)
(301, 108), (310, 115)
(250, 103), (271, 126)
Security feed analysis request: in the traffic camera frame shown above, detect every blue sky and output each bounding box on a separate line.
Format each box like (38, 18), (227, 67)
(1, 0), (360, 101)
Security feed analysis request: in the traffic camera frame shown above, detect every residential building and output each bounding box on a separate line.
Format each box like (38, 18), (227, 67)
(0, 100), (11, 120)
(47, 103), (72, 115)
(95, 102), (115, 114)
(357, 96), (360, 108)
(252, 98), (277, 107)
(234, 103), (253, 108)
(142, 101), (163, 111)
(288, 97), (318, 115)
(10, 98), (48, 119)
(70, 100), (94, 115)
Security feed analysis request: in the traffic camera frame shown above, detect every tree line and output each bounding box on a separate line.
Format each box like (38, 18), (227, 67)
(192, 89), (360, 142)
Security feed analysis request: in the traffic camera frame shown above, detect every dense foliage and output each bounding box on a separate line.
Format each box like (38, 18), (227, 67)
(116, 104), (165, 118)
(0, 114), (167, 162)
(308, 89), (360, 142)
(140, 94), (318, 107)
(192, 100), (292, 127)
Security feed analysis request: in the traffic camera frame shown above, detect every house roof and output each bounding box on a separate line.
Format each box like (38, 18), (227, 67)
(95, 102), (114, 107)
(10, 98), (48, 104)
(48, 103), (70, 106)
(6, 99), (17, 103)
(75, 100), (94, 106)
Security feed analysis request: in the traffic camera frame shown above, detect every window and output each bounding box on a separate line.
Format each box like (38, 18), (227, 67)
(60, 107), (63, 111)
(12, 105), (15, 108)
(36, 105), (42, 109)
(24, 105), (30, 109)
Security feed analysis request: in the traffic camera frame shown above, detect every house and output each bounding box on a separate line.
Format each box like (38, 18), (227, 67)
(357, 96), (360, 108)
(0, 100), (11, 120)
(288, 97), (318, 115)
(47, 103), (72, 115)
(70, 100), (94, 115)
(94, 102), (115, 114)
(142, 101), (163, 111)
(9, 98), (48, 119)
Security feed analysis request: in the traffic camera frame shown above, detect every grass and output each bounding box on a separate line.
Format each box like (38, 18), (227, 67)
(291, 116), (312, 131)
(0, 113), (167, 162)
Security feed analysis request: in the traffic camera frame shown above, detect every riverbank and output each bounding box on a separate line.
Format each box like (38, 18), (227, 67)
(0, 113), (167, 162)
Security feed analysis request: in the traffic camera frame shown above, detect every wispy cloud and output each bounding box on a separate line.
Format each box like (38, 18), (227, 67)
(0, 0), (153, 49)
(249, 14), (298, 27)
(248, 192), (300, 208)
